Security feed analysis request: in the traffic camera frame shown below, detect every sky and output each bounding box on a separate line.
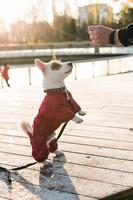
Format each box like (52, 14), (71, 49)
(0, 0), (129, 25)
(0, 0), (28, 24)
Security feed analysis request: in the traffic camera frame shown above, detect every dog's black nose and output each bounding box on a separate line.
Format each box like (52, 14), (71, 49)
(68, 62), (73, 67)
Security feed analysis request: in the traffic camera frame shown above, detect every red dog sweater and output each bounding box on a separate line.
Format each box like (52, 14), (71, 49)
(27, 89), (81, 162)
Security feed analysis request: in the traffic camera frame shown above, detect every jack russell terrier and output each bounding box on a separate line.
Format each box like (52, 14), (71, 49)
(21, 58), (86, 162)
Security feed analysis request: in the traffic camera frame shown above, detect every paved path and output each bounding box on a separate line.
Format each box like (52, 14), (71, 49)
(1, 73), (133, 200)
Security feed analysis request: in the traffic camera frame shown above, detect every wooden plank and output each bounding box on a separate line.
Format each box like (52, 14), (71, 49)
(1, 147), (133, 175)
(65, 129), (133, 144)
(1, 122), (133, 138)
(61, 135), (133, 151)
(66, 124), (132, 134)
(1, 149), (133, 175)
(0, 196), (12, 200)
(0, 181), (94, 200)
(66, 121), (132, 132)
(1, 139), (133, 190)
(2, 137), (133, 162)
(1, 129), (133, 152)
(1, 152), (133, 188)
(1, 104), (133, 120)
(0, 138), (132, 198)
(0, 165), (128, 200)
(1, 73), (133, 200)
(2, 110), (133, 129)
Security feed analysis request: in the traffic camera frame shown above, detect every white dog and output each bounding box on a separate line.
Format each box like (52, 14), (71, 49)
(21, 58), (86, 162)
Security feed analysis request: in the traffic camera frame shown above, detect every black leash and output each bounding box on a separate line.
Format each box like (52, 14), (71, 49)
(0, 93), (72, 185)
(10, 117), (69, 171)
(8, 119), (68, 171)
(0, 121), (68, 185)
(10, 161), (38, 171)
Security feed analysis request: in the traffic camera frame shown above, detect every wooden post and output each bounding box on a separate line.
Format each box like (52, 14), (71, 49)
(95, 46), (99, 54)
(74, 63), (77, 80)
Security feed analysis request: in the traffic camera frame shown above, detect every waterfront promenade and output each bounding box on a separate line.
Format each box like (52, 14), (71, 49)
(1, 72), (133, 199)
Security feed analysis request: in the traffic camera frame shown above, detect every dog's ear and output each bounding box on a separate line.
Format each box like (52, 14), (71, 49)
(35, 59), (46, 71)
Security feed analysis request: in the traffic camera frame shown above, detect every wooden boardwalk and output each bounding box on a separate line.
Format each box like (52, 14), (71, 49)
(1, 73), (133, 200)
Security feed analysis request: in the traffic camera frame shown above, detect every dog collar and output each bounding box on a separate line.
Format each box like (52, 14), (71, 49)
(44, 87), (70, 102)
(44, 87), (66, 93)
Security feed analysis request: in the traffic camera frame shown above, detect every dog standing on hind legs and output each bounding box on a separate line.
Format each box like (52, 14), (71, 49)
(21, 58), (86, 163)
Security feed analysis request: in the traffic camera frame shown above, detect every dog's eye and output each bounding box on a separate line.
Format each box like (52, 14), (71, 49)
(51, 62), (61, 70)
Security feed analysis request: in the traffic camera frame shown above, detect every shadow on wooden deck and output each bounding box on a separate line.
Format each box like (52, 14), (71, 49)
(1, 73), (133, 199)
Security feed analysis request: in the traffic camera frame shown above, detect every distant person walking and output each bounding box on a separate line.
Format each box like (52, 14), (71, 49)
(88, 23), (133, 46)
(1, 63), (10, 87)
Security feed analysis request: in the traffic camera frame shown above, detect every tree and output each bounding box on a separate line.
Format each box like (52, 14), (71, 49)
(24, 0), (48, 23)
(10, 21), (29, 43)
(68, 18), (77, 40)
(77, 22), (88, 41)
(0, 17), (8, 43)
(53, 14), (78, 42)
(119, 5), (133, 27)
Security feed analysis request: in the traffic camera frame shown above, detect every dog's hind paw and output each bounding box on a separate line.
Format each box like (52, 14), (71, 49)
(76, 118), (83, 123)
(78, 110), (86, 116)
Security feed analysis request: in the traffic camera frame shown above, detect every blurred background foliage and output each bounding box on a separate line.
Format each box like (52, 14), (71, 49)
(0, 0), (132, 44)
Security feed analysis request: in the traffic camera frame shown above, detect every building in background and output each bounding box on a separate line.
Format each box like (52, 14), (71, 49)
(79, 3), (113, 25)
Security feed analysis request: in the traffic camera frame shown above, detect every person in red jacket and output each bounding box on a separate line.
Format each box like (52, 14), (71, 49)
(1, 63), (10, 87)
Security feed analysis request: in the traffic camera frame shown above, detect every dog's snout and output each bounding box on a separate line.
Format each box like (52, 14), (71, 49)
(68, 62), (73, 68)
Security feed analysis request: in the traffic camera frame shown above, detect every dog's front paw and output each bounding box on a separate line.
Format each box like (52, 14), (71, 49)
(78, 110), (86, 116)
(76, 118), (83, 123)
(72, 116), (83, 123)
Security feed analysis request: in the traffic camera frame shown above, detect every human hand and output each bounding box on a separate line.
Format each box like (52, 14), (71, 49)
(88, 25), (113, 45)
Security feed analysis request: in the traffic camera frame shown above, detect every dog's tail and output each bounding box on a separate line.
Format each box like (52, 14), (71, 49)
(21, 121), (33, 137)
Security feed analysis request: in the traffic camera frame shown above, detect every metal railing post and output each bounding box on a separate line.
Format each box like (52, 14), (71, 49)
(0, 72), (3, 89)
(28, 67), (31, 86)
(107, 59), (110, 75)
(92, 61), (95, 78)
(74, 63), (77, 80)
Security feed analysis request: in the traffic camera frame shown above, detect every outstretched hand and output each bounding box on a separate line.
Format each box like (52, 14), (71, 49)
(88, 25), (113, 45)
